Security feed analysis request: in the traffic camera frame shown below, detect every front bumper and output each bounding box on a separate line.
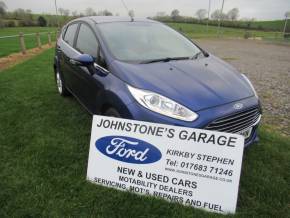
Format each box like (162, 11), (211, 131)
(126, 95), (261, 147)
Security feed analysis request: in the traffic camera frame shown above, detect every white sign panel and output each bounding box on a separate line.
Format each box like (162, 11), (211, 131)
(87, 115), (245, 214)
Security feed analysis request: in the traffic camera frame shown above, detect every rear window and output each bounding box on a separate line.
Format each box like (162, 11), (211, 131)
(63, 23), (78, 46)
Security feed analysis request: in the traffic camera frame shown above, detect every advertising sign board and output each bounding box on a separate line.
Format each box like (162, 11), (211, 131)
(87, 115), (245, 214)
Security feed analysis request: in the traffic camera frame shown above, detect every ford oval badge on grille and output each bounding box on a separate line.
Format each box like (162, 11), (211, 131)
(233, 103), (243, 110)
(95, 136), (162, 164)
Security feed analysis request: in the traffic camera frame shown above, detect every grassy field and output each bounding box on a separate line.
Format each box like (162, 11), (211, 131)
(0, 49), (289, 217)
(156, 17), (288, 32)
(167, 22), (285, 40)
(217, 19), (287, 32)
(0, 27), (57, 57)
(244, 20), (285, 31)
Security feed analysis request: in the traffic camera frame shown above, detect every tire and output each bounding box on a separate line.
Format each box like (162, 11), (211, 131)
(55, 69), (70, 96)
(104, 108), (121, 118)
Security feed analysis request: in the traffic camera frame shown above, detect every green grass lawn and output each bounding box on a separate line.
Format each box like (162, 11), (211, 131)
(0, 27), (57, 57)
(246, 20), (285, 31)
(167, 22), (285, 40)
(0, 49), (289, 217)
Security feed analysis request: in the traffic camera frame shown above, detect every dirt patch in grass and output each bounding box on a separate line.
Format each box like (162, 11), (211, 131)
(0, 44), (54, 72)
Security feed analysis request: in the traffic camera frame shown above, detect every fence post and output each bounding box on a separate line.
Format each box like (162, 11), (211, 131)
(56, 30), (59, 41)
(36, 32), (41, 48)
(48, 32), (52, 46)
(19, 32), (26, 54)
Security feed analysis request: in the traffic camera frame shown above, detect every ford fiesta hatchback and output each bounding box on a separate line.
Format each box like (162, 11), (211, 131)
(53, 16), (262, 146)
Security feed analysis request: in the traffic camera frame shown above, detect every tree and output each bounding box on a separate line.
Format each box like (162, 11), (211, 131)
(47, 16), (58, 27)
(285, 11), (290, 18)
(58, 8), (70, 16)
(104, 10), (113, 16)
(37, 16), (47, 27)
(71, 10), (78, 17)
(0, 19), (4, 28)
(25, 9), (33, 21)
(13, 8), (26, 19)
(11, 8), (34, 25)
(156, 11), (166, 17)
(0, 1), (7, 17)
(97, 9), (113, 16)
(128, 10), (134, 18)
(241, 18), (256, 28)
(171, 9), (180, 20)
(227, 8), (239, 21)
(211, 9), (227, 20)
(85, 7), (96, 16)
(58, 8), (65, 16)
(63, 9), (70, 16)
(196, 9), (207, 21)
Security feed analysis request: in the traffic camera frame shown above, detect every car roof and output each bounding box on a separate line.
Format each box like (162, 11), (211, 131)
(78, 16), (158, 24)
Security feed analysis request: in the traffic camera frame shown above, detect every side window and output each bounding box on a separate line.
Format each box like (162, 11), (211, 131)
(63, 23), (78, 46)
(76, 24), (99, 58)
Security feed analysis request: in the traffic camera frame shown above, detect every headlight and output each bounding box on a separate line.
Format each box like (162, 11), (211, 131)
(127, 85), (198, 122)
(241, 74), (258, 98)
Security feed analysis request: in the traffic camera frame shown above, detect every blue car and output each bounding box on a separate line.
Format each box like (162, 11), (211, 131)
(53, 16), (262, 146)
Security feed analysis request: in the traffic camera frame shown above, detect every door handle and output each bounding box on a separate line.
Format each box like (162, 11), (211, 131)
(69, 59), (79, 65)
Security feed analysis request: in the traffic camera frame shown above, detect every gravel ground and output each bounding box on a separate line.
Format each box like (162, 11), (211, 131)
(196, 38), (290, 135)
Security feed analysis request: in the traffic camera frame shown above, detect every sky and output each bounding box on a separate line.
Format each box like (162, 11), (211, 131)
(2, 0), (290, 20)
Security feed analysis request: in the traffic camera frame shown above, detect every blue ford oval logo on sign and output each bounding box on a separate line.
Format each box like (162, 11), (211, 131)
(95, 136), (162, 164)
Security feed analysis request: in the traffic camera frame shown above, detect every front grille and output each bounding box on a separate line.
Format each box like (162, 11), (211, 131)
(205, 106), (261, 134)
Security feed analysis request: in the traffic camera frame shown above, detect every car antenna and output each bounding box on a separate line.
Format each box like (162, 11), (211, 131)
(120, 0), (134, 22)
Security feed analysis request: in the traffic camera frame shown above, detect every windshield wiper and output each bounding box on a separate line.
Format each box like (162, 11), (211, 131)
(140, 56), (190, 64)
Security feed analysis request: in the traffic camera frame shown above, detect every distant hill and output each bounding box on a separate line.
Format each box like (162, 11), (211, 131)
(154, 16), (288, 32)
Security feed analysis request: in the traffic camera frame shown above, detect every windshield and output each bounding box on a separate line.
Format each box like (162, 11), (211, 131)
(97, 22), (201, 63)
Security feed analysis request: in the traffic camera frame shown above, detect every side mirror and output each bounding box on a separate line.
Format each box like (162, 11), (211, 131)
(70, 54), (94, 66)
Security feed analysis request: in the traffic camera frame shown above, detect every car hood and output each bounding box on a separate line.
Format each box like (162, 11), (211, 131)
(110, 55), (254, 111)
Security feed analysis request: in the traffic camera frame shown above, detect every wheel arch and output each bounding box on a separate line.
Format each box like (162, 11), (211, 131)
(98, 90), (133, 118)
(53, 55), (59, 73)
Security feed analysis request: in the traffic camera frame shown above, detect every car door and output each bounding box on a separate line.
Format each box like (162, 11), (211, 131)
(73, 23), (106, 113)
(59, 22), (80, 92)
